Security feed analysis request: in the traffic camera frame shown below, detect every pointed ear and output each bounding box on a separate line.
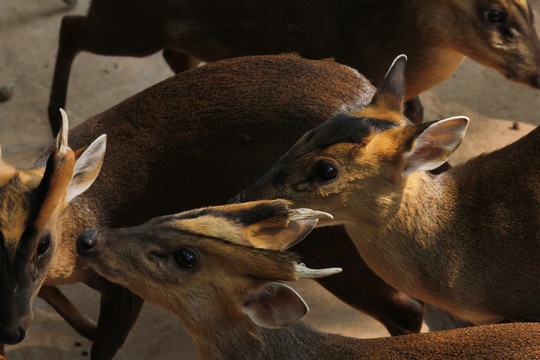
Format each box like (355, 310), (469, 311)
(244, 207), (333, 251)
(369, 54), (407, 113)
(66, 134), (107, 203)
(242, 282), (308, 328)
(403, 116), (469, 176)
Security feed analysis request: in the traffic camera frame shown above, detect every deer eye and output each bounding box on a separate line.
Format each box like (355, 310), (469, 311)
(174, 248), (198, 269)
(314, 161), (338, 181)
(37, 231), (51, 256)
(485, 9), (504, 24)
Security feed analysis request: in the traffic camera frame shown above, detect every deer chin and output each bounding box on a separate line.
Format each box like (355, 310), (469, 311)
(84, 258), (130, 287)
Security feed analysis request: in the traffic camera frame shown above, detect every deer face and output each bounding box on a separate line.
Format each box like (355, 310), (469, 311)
(447, 0), (540, 87)
(76, 200), (339, 331)
(0, 111), (106, 344)
(235, 56), (469, 231)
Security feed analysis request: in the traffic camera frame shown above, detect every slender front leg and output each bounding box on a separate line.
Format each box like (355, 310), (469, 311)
(48, 16), (88, 135)
(85, 276), (144, 360)
(38, 285), (97, 340)
(291, 226), (425, 336)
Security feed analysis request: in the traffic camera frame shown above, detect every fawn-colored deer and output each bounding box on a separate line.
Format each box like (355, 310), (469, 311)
(1, 55), (424, 359)
(236, 54), (540, 325)
(47, 0), (540, 133)
(76, 199), (540, 360)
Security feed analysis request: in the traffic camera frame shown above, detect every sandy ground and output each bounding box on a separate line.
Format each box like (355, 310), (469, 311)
(0, 0), (539, 359)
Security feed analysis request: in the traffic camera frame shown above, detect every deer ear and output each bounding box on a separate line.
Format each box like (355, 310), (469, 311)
(403, 116), (469, 176)
(244, 208), (333, 250)
(368, 54), (407, 113)
(242, 283), (308, 328)
(66, 134), (107, 203)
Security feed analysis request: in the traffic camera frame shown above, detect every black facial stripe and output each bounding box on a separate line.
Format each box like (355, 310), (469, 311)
(0, 231), (8, 272)
(159, 202), (290, 227)
(306, 114), (396, 149)
(28, 151), (57, 227)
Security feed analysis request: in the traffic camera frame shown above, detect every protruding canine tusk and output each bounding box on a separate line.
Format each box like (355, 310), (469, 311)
(57, 108), (70, 153)
(290, 208), (333, 221)
(294, 263), (342, 279)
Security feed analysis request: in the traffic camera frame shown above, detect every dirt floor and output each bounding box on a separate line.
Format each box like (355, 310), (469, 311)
(1, 0), (539, 359)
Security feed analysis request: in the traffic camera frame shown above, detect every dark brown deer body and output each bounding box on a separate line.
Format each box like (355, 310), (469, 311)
(1, 55), (423, 358)
(47, 0), (540, 133)
(76, 200), (540, 360)
(237, 55), (540, 325)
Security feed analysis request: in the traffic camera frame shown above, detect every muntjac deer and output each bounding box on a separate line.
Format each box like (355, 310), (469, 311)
(1, 55), (424, 358)
(76, 199), (540, 360)
(47, 0), (540, 134)
(236, 55), (540, 325)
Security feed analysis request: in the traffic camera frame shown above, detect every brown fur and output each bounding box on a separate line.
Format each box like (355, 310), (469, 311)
(79, 201), (540, 360)
(47, 0), (540, 133)
(0, 55), (424, 358)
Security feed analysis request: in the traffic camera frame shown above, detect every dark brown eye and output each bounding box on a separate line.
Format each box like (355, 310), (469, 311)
(314, 162), (338, 181)
(174, 248), (197, 269)
(37, 232), (51, 256)
(485, 9), (504, 23)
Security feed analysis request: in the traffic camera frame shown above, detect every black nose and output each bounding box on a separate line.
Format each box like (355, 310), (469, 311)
(76, 228), (98, 255)
(0, 326), (26, 344)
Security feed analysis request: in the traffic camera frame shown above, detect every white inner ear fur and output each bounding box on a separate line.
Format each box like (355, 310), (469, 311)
(402, 116), (469, 176)
(66, 134), (107, 203)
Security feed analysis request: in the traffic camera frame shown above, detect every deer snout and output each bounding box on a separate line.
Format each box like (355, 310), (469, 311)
(0, 325), (26, 344)
(76, 228), (100, 256)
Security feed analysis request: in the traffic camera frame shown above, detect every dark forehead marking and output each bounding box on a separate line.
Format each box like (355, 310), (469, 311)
(304, 114), (396, 149)
(0, 168), (50, 267)
(154, 201), (290, 227)
(0, 232), (8, 272)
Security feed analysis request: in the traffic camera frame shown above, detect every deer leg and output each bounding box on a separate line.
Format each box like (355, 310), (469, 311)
(38, 285), (96, 340)
(162, 49), (201, 74)
(48, 15), (164, 135)
(85, 276), (144, 360)
(404, 96), (424, 125)
(48, 16), (88, 136)
(0, 344), (4, 357)
(291, 226), (425, 336)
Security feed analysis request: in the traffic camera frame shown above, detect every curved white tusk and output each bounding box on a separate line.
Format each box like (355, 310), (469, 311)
(290, 208), (333, 221)
(57, 108), (70, 154)
(294, 263), (342, 279)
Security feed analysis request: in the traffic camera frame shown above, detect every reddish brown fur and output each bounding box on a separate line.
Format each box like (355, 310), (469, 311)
(47, 0), (540, 133)
(1, 55), (424, 358)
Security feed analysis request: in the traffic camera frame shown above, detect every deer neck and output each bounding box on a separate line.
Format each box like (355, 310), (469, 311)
(187, 317), (263, 360)
(344, 171), (457, 306)
(399, 0), (466, 97)
(188, 319), (364, 360)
